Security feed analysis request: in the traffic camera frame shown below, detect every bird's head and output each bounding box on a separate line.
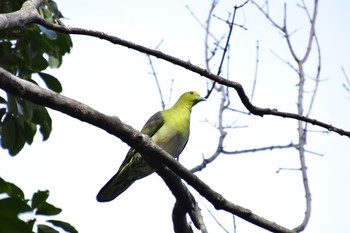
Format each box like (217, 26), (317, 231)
(174, 91), (206, 108)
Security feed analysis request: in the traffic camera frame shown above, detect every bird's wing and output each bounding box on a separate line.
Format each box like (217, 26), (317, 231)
(96, 112), (165, 202)
(140, 111), (165, 136)
(116, 111), (165, 169)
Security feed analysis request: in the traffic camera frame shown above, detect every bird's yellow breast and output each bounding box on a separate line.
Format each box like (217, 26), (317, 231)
(151, 108), (191, 157)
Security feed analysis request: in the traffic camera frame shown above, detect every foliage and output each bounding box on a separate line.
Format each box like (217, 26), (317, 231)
(0, 0), (72, 155)
(0, 177), (78, 233)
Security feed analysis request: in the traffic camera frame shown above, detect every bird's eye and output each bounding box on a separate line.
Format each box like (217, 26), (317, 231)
(189, 91), (194, 95)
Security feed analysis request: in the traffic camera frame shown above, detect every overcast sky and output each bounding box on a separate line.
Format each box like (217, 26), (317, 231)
(1, 0), (350, 232)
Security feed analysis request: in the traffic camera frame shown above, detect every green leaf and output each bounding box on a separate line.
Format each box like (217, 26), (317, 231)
(9, 118), (26, 156)
(0, 96), (6, 104)
(6, 182), (25, 200)
(7, 94), (17, 114)
(32, 190), (49, 209)
(0, 41), (24, 73)
(39, 121), (52, 141)
(0, 177), (9, 194)
(18, 67), (34, 80)
(27, 26), (56, 56)
(37, 25), (57, 40)
(19, 99), (34, 121)
(38, 224), (59, 233)
(31, 54), (48, 72)
(1, 114), (16, 149)
(55, 32), (73, 55)
(0, 215), (33, 233)
(27, 219), (36, 231)
(0, 108), (6, 120)
(0, 178), (24, 199)
(38, 72), (63, 93)
(47, 220), (78, 233)
(0, 0), (73, 152)
(1, 1), (23, 12)
(31, 106), (52, 141)
(0, 198), (31, 217)
(36, 202), (62, 216)
(22, 120), (37, 145)
(48, 54), (60, 68)
(0, 114), (27, 155)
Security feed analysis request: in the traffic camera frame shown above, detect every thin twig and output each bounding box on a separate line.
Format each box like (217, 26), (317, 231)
(191, 143), (298, 173)
(146, 40), (165, 109)
(197, 195), (229, 233)
(251, 40), (260, 102)
(276, 167), (301, 174)
(206, 0), (250, 99)
(341, 66), (350, 94)
(147, 56), (165, 110)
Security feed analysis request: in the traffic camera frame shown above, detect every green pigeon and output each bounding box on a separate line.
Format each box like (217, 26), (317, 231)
(97, 91), (205, 202)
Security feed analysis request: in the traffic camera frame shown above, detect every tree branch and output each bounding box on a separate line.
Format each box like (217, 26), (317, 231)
(0, 66), (295, 233)
(144, 155), (207, 233)
(0, 0), (44, 29)
(251, 1), (320, 230)
(2, 0), (348, 138)
(191, 143), (298, 173)
(27, 17), (349, 137)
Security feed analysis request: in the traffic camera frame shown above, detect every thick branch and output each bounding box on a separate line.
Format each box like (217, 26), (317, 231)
(0, 67), (295, 233)
(144, 155), (207, 233)
(0, 0), (44, 29)
(173, 202), (194, 233)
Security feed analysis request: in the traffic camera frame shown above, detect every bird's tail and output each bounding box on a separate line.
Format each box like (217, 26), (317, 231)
(97, 152), (154, 202)
(96, 170), (136, 202)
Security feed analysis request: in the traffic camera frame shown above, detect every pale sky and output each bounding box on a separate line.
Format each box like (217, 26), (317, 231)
(1, 1), (350, 232)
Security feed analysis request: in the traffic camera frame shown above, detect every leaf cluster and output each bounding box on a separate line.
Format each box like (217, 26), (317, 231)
(0, 0), (72, 155)
(0, 177), (78, 233)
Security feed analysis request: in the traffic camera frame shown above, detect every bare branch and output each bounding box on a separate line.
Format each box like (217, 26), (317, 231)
(270, 49), (299, 74)
(305, 24), (321, 118)
(251, 0), (284, 31)
(147, 43), (166, 110)
(198, 197), (230, 233)
(300, 0), (318, 64)
(191, 142), (298, 173)
(191, 0), (219, 90)
(206, 0), (249, 98)
(276, 167), (301, 174)
(191, 89), (227, 173)
(244, 2), (321, 230)
(185, 3), (220, 47)
(341, 66), (350, 94)
(222, 142), (298, 155)
(26, 18), (349, 137)
(251, 40), (260, 102)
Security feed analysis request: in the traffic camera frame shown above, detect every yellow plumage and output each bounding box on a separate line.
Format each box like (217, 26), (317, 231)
(97, 91), (205, 202)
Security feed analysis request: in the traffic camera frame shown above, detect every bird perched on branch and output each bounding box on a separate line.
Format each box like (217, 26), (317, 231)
(97, 91), (206, 202)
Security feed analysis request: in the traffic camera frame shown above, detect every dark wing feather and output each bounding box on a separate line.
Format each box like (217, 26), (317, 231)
(96, 111), (165, 202)
(140, 111), (164, 136)
(118, 111), (164, 166)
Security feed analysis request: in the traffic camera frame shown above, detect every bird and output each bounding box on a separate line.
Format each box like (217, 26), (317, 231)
(96, 91), (205, 202)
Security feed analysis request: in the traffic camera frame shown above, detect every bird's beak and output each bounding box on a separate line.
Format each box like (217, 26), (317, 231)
(198, 96), (206, 102)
